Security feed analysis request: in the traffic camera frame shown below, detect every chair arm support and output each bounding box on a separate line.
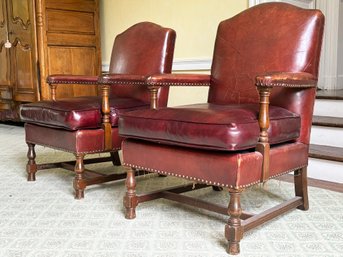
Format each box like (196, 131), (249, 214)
(255, 72), (317, 88)
(256, 86), (271, 182)
(46, 75), (99, 100)
(146, 74), (211, 109)
(100, 84), (112, 150)
(255, 72), (317, 182)
(98, 74), (147, 150)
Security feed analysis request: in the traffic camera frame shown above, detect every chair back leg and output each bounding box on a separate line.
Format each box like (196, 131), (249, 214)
(73, 153), (86, 199)
(294, 167), (309, 210)
(123, 167), (138, 219)
(110, 151), (121, 166)
(26, 143), (37, 181)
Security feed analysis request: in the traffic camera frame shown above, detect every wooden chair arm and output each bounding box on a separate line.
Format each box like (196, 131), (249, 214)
(46, 74), (99, 100)
(255, 71), (317, 182)
(146, 74), (211, 109)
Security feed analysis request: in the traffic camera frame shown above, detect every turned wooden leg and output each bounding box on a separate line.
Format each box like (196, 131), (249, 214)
(73, 153), (86, 199)
(123, 167), (138, 219)
(225, 189), (244, 255)
(26, 143), (37, 181)
(110, 151), (121, 166)
(294, 167), (309, 211)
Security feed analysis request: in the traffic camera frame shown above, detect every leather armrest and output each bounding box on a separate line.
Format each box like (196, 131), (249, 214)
(99, 74), (147, 85)
(47, 75), (99, 85)
(255, 72), (317, 88)
(146, 74), (211, 87)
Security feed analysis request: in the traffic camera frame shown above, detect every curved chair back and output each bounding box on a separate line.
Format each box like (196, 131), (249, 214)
(109, 22), (176, 108)
(208, 3), (324, 144)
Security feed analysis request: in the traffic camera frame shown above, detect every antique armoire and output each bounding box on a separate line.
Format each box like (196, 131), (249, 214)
(0, 0), (101, 120)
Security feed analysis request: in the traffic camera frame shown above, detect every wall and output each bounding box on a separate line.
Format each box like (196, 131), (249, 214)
(99, 0), (248, 106)
(338, 0), (343, 88)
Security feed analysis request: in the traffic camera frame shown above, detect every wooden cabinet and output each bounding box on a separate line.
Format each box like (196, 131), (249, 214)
(0, 0), (101, 120)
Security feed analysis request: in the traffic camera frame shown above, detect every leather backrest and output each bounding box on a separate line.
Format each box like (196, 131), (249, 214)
(109, 22), (176, 107)
(208, 3), (324, 144)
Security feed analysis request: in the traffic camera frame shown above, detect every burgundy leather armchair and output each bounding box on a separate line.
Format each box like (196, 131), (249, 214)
(117, 4), (324, 255)
(20, 22), (176, 199)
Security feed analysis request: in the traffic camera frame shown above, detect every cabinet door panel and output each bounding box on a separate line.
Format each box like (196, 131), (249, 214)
(47, 10), (95, 34)
(45, 0), (95, 12)
(47, 46), (98, 98)
(7, 0), (38, 102)
(11, 40), (37, 102)
(0, 0), (11, 91)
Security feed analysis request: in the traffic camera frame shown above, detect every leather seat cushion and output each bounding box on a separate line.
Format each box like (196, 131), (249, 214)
(20, 96), (149, 130)
(119, 103), (301, 151)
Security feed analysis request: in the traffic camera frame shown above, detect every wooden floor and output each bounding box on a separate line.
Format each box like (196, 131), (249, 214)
(309, 144), (343, 162)
(316, 88), (343, 100)
(277, 174), (343, 193)
(312, 116), (343, 128)
(309, 89), (343, 170)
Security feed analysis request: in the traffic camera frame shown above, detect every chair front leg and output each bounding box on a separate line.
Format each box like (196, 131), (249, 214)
(73, 153), (86, 199)
(225, 188), (244, 255)
(123, 167), (138, 219)
(294, 167), (309, 210)
(110, 151), (121, 166)
(26, 143), (37, 181)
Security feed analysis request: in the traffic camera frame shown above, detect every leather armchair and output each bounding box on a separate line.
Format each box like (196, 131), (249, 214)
(117, 4), (324, 255)
(20, 22), (176, 199)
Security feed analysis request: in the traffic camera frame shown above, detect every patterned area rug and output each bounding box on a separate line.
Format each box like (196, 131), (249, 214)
(0, 123), (342, 257)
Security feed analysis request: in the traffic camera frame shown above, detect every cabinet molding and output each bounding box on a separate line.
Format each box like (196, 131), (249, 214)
(0, 0), (101, 120)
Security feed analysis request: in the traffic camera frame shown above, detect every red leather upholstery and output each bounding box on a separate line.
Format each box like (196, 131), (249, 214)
(118, 4), (324, 255)
(209, 4), (322, 105)
(108, 22), (175, 107)
(208, 4), (323, 145)
(25, 123), (122, 154)
(21, 96), (148, 130)
(122, 140), (308, 189)
(19, 22), (176, 199)
(120, 103), (300, 151)
(122, 139), (263, 188)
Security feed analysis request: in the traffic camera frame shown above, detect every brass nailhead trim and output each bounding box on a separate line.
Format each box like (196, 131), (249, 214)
(48, 81), (146, 86)
(48, 81), (97, 85)
(27, 141), (120, 154)
(101, 81), (146, 85)
(256, 82), (315, 88)
(148, 82), (210, 87)
(123, 163), (307, 189)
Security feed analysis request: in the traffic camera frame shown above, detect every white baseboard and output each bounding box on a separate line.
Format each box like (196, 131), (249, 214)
(308, 158), (343, 183)
(172, 58), (211, 71)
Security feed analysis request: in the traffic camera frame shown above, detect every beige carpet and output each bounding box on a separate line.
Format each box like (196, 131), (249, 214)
(0, 123), (342, 257)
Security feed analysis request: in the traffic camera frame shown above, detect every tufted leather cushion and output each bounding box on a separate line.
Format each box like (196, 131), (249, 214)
(119, 103), (300, 151)
(20, 96), (149, 130)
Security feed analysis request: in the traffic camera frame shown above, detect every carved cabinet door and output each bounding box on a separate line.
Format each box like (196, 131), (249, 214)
(7, 0), (39, 102)
(0, 0), (12, 110)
